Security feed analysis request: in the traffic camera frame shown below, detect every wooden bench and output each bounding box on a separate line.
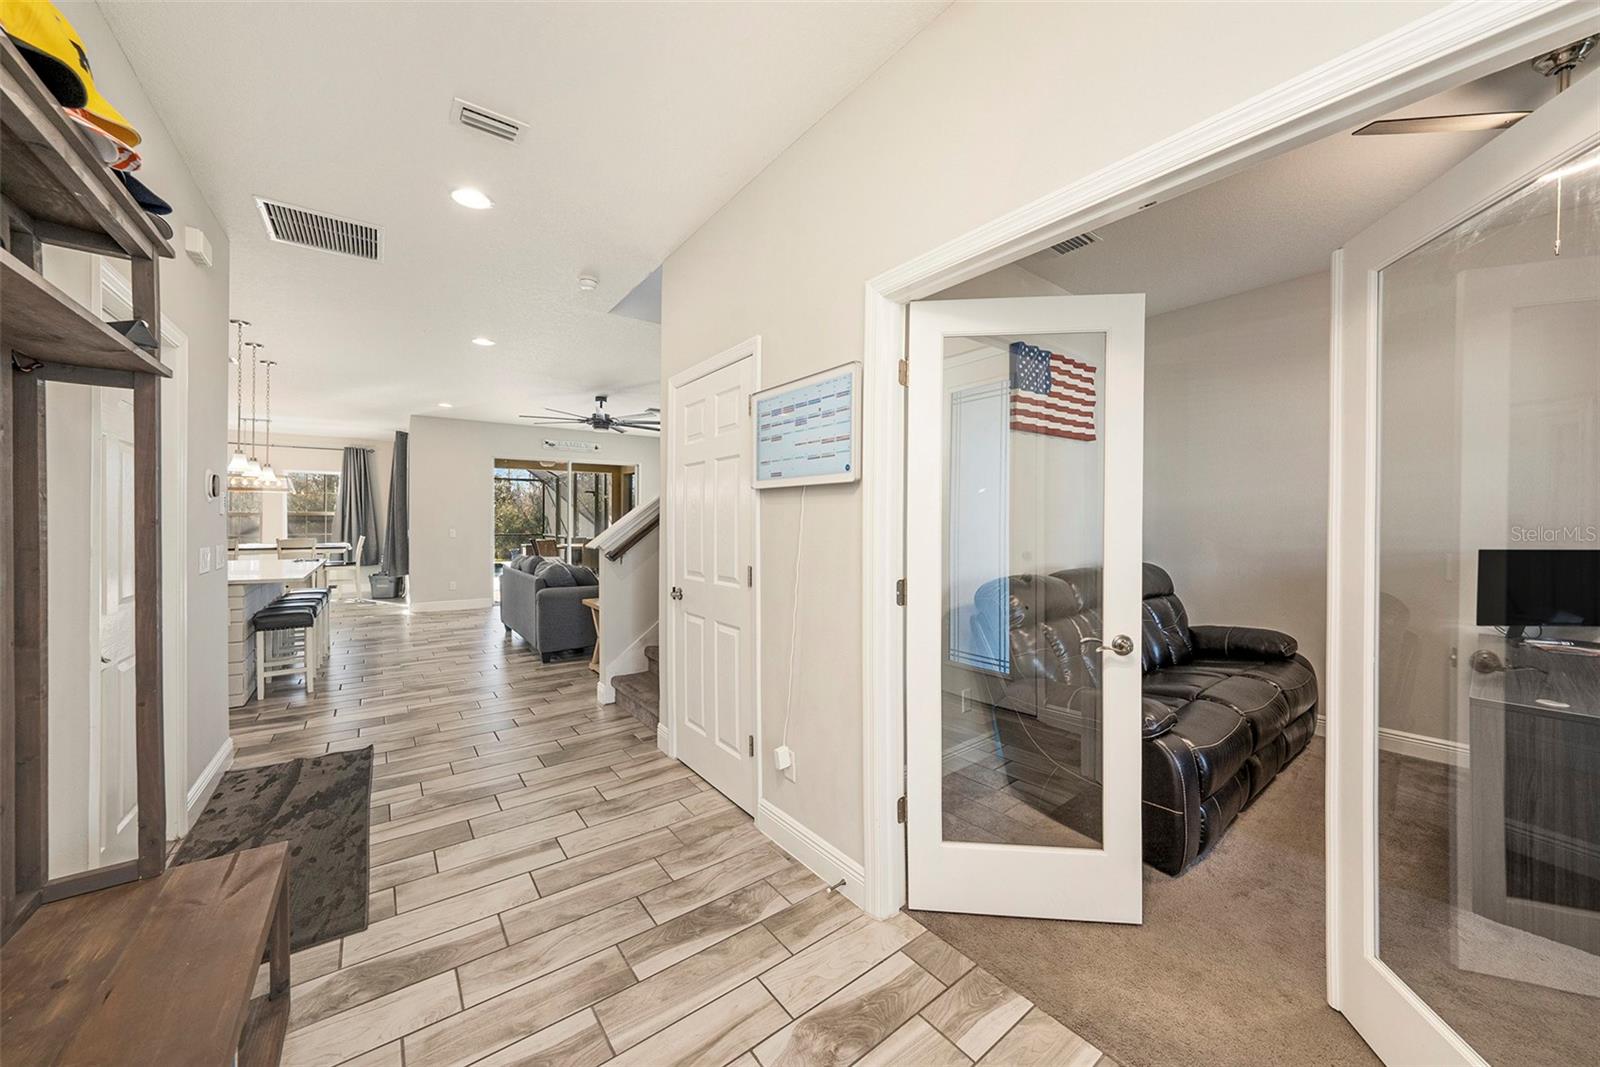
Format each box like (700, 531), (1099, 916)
(1, 843), (292, 1066)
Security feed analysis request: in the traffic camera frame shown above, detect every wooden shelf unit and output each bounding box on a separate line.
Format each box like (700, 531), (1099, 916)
(0, 29), (292, 1067)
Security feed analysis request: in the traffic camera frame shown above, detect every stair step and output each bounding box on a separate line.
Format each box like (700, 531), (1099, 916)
(644, 645), (659, 679)
(612, 669), (659, 730)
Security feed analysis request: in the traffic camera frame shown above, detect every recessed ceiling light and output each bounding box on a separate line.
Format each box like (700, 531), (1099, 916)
(437, 402), (454, 408)
(450, 187), (494, 210)
(471, 336), (496, 347)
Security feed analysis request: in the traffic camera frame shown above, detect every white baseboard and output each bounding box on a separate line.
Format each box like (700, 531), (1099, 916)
(657, 722), (672, 758)
(757, 799), (869, 914)
(186, 738), (234, 821)
(597, 681), (616, 705)
(1316, 715), (1468, 768)
(409, 597), (494, 613)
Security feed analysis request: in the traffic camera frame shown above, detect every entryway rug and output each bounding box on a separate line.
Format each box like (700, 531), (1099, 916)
(174, 747), (373, 950)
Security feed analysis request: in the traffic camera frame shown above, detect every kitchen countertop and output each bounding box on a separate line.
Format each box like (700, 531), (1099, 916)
(227, 558), (325, 585)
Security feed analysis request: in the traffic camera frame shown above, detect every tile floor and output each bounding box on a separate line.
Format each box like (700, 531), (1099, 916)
(229, 599), (1114, 1066)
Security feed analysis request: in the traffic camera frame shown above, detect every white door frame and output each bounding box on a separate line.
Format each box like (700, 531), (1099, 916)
(91, 261), (192, 837)
(1330, 75), (1600, 1066)
(661, 335), (762, 786)
(857, 0), (1597, 936)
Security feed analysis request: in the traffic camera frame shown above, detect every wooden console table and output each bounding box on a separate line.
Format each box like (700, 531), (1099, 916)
(0, 843), (292, 1066)
(584, 596), (602, 673)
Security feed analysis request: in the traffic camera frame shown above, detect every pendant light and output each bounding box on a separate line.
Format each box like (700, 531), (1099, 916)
(243, 341), (264, 479)
(226, 318), (251, 475)
(255, 357), (291, 493)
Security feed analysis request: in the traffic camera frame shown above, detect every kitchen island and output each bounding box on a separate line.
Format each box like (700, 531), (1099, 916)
(228, 558), (325, 707)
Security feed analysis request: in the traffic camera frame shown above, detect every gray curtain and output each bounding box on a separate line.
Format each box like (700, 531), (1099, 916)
(336, 447), (380, 564)
(381, 430), (409, 576)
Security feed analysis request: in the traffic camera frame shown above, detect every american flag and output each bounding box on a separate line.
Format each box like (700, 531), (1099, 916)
(1009, 342), (1098, 440)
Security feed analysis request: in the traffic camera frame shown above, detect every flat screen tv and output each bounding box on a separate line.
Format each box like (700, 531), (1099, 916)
(1476, 549), (1600, 640)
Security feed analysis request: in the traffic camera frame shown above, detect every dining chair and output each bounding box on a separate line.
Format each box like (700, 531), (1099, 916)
(534, 537), (559, 558)
(277, 537), (316, 559)
(323, 534), (368, 600)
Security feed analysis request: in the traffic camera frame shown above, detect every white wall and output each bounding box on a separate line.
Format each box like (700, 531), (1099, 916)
(408, 416), (661, 608)
(660, 1), (1439, 865)
(1144, 272), (1331, 688)
(43, 2), (232, 872)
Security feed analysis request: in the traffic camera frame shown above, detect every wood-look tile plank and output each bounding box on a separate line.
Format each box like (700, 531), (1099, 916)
(289, 916), (504, 1031)
(620, 880), (789, 979)
(501, 859), (671, 943)
(368, 819), (474, 867)
(394, 839), (564, 911)
(402, 948), (635, 1067)
(531, 828), (682, 897)
(753, 953), (943, 1067)
(369, 851), (437, 893)
(762, 887), (862, 953)
(594, 923), (789, 1053)
(857, 1016), (971, 1067)
(342, 875), (539, 965)
(637, 843), (794, 924)
(458, 898), (655, 1007)
(902, 930), (975, 987)
(577, 777), (701, 826)
(368, 797), (500, 845)
(656, 823), (768, 880)
(603, 979), (790, 1067)
(434, 810), (584, 871)
(974, 1007), (1109, 1066)
(369, 888), (396, 923)
(757, 911), (923, 1016)
(279, 970), (460, 1067)
(467, 1008), (613, 1067)
(922, 966), (1033, 1061)
(556, 800), (691, 857)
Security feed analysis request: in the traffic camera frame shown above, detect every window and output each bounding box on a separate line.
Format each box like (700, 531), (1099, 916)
(493, 461), (563, 562)
(227, 490), (262, 544)
(287, 471), (339, 541)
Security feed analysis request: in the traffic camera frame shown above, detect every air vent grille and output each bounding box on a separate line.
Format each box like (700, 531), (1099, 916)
(454, 98), (523, 143)
(1050, 231), (1102, 255)
(257, 198), (381, 261)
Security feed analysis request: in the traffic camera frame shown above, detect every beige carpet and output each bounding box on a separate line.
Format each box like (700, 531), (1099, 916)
(913, 740), (1600, 1067)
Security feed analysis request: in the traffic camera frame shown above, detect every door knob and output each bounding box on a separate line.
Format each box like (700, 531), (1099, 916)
(1084, 634), (1134, 657)
(670, 586), (683, 601)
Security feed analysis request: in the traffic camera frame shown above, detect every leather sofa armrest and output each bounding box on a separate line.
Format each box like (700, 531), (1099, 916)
(1142, 699), (1178, 739)
(1190, 624), (1298, 659)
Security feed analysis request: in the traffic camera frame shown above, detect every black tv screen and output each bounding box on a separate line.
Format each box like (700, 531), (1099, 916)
(1476, 549), (1600, 627)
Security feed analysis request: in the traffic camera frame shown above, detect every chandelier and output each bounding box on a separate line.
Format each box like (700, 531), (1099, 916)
(227, 323), (291, 494)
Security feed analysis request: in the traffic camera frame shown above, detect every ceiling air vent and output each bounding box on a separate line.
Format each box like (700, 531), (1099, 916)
(256, 198), (381, 261)
(453, 98), (523, 143)
(1050, 230), (1102, 255)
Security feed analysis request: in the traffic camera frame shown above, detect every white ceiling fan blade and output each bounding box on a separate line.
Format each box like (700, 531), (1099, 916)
(1352, 110), (1529, 136)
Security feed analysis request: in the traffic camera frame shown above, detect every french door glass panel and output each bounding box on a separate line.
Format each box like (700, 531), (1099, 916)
(907, 295), (1143, 922)
(1376, 142), (1600, 1067)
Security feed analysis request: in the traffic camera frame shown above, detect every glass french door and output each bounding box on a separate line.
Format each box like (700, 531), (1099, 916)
(1331, 73), (1599, 1065)
(905, 294), (1146, 921)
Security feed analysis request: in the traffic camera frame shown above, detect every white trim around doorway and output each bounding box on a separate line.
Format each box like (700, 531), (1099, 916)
(856, 0), (1598, 947)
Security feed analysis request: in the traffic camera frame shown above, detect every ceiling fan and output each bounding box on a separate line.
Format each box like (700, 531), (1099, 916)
(1353, 35), (1594, 136)
(518, 394), (660, 434)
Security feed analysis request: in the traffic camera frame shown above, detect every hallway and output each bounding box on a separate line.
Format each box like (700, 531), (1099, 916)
(229, 601), (1113, 1066)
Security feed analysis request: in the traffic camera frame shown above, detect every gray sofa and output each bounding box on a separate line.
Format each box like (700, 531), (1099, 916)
(500, 555), (598, 662)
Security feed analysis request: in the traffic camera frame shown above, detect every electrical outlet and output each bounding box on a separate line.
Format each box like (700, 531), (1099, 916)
(449, 580), (458, 591)
(774, 745), (796, 782)
(449, 528), (457, 539)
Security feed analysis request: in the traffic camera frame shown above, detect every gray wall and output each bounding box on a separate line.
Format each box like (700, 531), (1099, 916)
(407, 416), (661, 607)
(660, 1), (1444, 863)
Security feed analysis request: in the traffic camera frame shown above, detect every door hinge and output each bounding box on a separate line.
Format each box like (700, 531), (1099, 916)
(896, 795), (907, 823)
(748, 735), (755, 757)
(894, 578), (905, 606)
(747, 564), (753, 587)
(748, 395), (753, 415)
(897, 359), (909, 387)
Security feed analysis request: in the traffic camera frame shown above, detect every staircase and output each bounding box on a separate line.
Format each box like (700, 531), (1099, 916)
(612, 644), (659, 730)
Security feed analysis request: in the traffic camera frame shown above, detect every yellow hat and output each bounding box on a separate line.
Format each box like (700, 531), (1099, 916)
(0, 0), (140, 147)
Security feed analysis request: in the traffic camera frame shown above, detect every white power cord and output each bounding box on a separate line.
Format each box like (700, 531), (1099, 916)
(780, 486), (806, 749)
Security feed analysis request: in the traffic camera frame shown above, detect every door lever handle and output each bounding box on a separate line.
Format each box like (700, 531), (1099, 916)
(1083, 635), (1135, 657)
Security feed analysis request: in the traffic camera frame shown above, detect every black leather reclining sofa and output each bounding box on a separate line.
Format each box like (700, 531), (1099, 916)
(970, 563), (1318, 874)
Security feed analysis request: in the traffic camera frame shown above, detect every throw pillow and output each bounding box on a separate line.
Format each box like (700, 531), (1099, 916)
(534, 560), (575, 587)
(568, 564), (598, 587)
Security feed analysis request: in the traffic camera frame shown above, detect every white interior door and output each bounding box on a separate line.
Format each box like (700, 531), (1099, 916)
(1330, 73), (1600, 1066)
(669, 353), (758, 812)
(91, 387), (140, 866)
(906, 294), (1145, 921)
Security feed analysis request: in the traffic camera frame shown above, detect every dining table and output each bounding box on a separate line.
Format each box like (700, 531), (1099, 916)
(226, 557), (326, 707)
(233, 541), (353, 562)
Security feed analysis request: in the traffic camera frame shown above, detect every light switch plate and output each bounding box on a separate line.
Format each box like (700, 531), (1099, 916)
(199, 546), (211, 573)
(216, 543), (225, 563)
